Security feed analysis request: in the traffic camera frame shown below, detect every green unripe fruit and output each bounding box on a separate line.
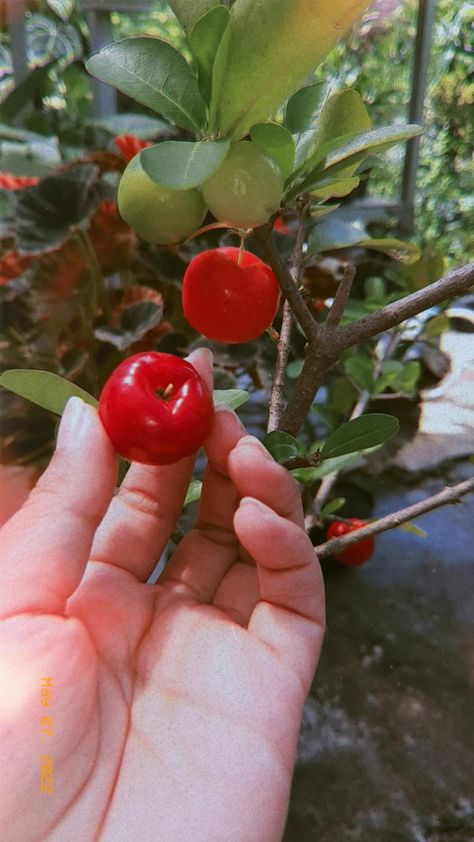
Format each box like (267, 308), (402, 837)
(201, 141), (283, 229)
(117, 154), (207, 245)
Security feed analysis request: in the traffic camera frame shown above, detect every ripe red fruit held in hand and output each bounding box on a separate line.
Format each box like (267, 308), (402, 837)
(98, 352), (213, 465)
(182, 247), (280, 344)
(326, 518), (375, 566)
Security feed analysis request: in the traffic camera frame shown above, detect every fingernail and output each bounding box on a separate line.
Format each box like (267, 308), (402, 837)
(239, 436), (273, 458)
(239, 497), (271, 515)
(190, 347), (213, 367)
(57, 397), (91, 450)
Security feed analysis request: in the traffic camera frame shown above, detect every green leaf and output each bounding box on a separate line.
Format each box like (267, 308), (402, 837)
(285, 82), (326, 133)
(87, 113), (172, 139)
(86, 37), (207, 134)
(292, 450), (362, 482)
(46, 0), (75, 21)
(306, 89), (371, 169)
(208, 17), (232, 133)
(309, 175), (360, 200)
(14, 164), (101, 254)
(286, 359), (304, 379)
(94, 302), (163, 352)
(140, 139), (230, 190)
(399, 521), (428, 538)
(424, 313), (450, 339)
(189, 5), (230, 104)
(213, 0), (373, 140)
(213, 389), (249, 409)
(323, 123), (422, 174)
(321, 497), (346, 517)
(184, 479), (202, 506)
(343, 356), (375, 392)
(0, 370), (98, 415)
(308, 217), (420, 264)
(168, 0), (221, 35)
(321, 413), (399, 460)
(263, 431), (303, 463)
(250, 123), (295, 180)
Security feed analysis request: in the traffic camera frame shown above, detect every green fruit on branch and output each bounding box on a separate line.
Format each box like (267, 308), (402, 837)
(117, 154), (207, 245)
(201, 141), (283, 229)
(213, 0), (371, 140)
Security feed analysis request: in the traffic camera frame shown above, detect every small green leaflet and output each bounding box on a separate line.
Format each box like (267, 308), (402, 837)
(321, 497), (346, 517)
(213, 389), (249, 409)
(184, 480), (202, 506)
(262, 431), (302, 463)
(321, 413), (399, 460)
(140, 139), (230, 190)
(399, 521), (428, 538)
(0, 369), (98, 415)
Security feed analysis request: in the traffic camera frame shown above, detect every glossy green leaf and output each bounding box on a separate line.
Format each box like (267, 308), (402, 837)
(285, 82), (326, 133)
(46, 0), (75, 21)
(308, 217), (420, 264)
(0, 370), (98, 415)
(309, 175), (360, 200)
(184, 480), (202, 506)
(321, 497), (346, 517)
(87, 113), (172, 139)
(189, 5), (230, 103)
(86, 38), (207, 134)
(306, 89), (371, 168)
(168, 0), (221, 35)
(208, 17), (232, 133)
(213, 389), (249, 409)
(286, 359), (304, 379)
(321, 413), (399, 460)
(250, 123), (295, 179)
(263, 431), (303, 463)
(213, 0), (372, 140)
(140, 139), (230, 190)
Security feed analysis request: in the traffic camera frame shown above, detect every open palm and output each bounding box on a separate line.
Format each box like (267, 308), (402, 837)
(0, 350), (324, 842)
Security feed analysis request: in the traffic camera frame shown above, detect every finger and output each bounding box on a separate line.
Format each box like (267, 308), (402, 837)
(234, 498), (325, 695)
(228, 435), (305, 527)
(89, 348), (213, 581)
(0, 398), (117, 618)
(159, 405), (246, 599)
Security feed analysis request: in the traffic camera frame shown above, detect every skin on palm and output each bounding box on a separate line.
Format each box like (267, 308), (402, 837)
(201, 141), (284, 229)
(117, 154), (207, 244)
(0, 350), (324, 842)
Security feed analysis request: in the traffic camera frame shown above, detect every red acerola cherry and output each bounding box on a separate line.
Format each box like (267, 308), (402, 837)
(182, 246), (280, 344)
(98, 352), (213, 465)
(326, 518), (375, 566)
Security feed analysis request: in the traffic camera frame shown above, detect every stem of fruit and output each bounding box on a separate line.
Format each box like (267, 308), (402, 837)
(267, 207), (309, 431)
(314, 475), (474, 559)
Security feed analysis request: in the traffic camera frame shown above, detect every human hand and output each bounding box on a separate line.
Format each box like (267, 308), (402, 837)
(0, 348), (325, 842)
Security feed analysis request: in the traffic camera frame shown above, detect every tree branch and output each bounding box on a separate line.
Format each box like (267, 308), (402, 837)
(267, 210), (309, 432)
(314, 476), (474, 558)
(253, 224), (318, 343)
(336, 261), (474, 353)
(325, 263), (356, 328)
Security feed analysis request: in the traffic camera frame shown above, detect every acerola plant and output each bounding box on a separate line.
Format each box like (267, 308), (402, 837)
(182, 247), (280, 343)
(326, 518), (375, 567)
(201, 141), (284, 229)
(117, 154), (207, 245)
(98, 352), (214, 465)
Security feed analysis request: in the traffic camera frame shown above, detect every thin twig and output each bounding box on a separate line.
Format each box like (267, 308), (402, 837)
(325, 263), (356, 328)
(267, 208), (309, 432)
(282, 452), (322, 470)
(336, 262), (474, 353)
(314, 475), (474, 558)
(253, 223), (318, 342)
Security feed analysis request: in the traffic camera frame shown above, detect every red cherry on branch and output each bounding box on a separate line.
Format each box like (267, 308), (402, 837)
(326, 518), (375, 566)
(182, 247), (280, 344)
(98, 352), (213, 466)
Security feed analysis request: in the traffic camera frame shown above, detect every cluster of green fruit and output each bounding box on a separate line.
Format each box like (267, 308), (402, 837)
(118, 139), (283, 246)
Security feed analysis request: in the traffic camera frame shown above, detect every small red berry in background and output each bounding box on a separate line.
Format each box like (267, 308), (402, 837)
(98, 352), (213, 465)
(114, 134), (152, 163)
(326, 518), (375, 566)
(182, 247), (280, 344)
